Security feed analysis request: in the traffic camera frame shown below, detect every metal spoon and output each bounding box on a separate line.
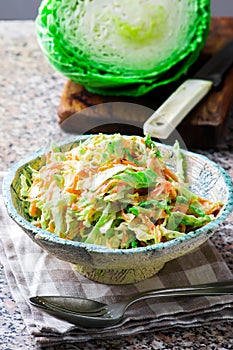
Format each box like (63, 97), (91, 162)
(29, 280), (233, 328)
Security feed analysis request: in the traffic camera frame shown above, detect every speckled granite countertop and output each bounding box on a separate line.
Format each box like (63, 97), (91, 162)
(0, 21), (233, 350)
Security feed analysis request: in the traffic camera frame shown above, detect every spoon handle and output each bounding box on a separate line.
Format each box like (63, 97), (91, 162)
(125, 280), (233, 310)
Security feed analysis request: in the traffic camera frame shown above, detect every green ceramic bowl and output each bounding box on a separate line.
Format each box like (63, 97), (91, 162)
(3, 136), (233, 284)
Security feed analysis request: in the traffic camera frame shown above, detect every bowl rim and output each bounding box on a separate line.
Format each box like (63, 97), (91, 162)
(2, 134), (233, 255)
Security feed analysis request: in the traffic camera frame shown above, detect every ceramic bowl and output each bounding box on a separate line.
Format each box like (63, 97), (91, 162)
(3, 136), (233, 284)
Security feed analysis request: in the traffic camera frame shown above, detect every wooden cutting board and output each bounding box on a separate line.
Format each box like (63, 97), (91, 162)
(58, 17), (233, 149)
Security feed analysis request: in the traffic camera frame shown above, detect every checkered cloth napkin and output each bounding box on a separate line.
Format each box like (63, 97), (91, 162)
(0, 173), (233, 346)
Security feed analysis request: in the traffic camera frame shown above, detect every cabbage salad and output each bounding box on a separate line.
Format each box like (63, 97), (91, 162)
(20, 134), (222, 249)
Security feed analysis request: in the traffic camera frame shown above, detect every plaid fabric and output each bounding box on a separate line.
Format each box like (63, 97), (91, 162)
(0, 173), (233, 346)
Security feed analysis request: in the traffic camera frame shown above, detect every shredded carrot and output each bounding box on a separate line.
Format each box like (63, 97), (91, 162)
(29, 202), (38, 217)
(197, 197), (213, 206)
(204, 202), (223, 215)
(121, 159), (138, 167)
(163, 167), (178, 182)
(31, 221), (41, 228)
(65, 174), (80, 194)
(48, 220), (55, 233)
(179, 224), (186, 233)
(121, 209), (131, 221)
(148, 180), (176, 200)
(111, 182), (127, 194)
(123, 139), (130, 148)
(165, 181), (177, 200)
(70, 203), (79, 211)
(197, 197), (222, 215)
(98, 159), (120, 171)
(99, 158), (138, 171)
(66, 188), (81, 195)
(96, 179), (122, 195)
(173, 202), (189, 214)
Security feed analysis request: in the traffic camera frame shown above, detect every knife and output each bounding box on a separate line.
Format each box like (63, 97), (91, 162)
(143, 40), (233, 139)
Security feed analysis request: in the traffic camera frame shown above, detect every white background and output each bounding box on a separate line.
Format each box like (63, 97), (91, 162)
(0, 0), (232, 20)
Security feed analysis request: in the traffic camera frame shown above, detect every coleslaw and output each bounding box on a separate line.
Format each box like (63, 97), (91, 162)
(19, 134), (223, 249)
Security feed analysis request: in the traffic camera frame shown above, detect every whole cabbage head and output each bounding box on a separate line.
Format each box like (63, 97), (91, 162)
(36, 0), (210, 96)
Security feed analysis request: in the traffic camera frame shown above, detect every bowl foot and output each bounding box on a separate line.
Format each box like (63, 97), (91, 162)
(73, 262), (165, 284)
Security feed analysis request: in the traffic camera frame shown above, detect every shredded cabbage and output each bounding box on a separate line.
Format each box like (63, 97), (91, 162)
(20, 134), (222, 249)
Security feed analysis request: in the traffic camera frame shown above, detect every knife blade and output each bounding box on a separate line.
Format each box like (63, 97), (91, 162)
(193, 39), (233, 87)
(143, 40), (233, 139)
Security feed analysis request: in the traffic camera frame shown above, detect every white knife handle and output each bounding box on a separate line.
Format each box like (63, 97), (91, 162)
(143, 79), (213, 139)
